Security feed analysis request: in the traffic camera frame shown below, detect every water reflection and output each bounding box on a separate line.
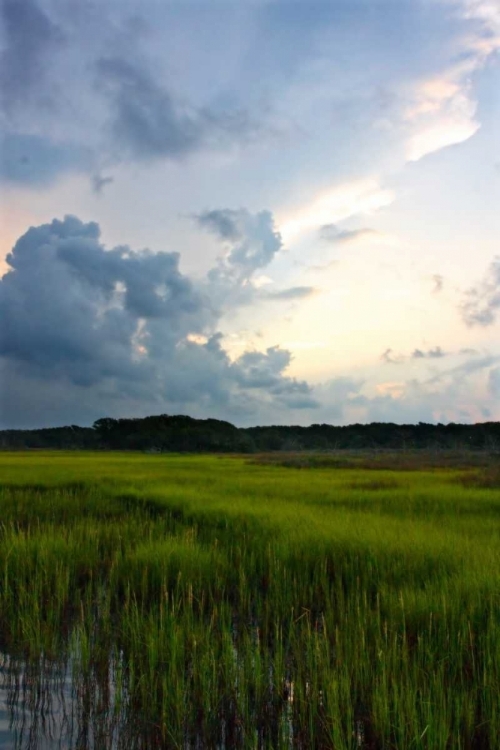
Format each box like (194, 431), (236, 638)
(0, 651), (135, 750)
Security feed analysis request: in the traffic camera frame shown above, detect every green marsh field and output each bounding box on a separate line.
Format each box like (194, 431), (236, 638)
(0, 451), (499, 749)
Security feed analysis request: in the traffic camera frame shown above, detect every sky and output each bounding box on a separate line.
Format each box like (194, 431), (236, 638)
(0, 0), (499, 429)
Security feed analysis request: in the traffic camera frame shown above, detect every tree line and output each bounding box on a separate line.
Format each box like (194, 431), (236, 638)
(1, 414), (500, 452)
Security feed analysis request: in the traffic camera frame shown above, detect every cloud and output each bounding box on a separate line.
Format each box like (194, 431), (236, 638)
(313, 376), (366, 421)
(1, 217), (496, 429)
(374, 354), (500, 422)
(0, 215), (317, 427)
(381, 348), (405, 364)
(403, 2), (500, 162)
(382, 346), (449, 364)
(0, 216), (203, 381)
(0, 0), (63, 113)
(265, 286), (317, 301)
(432, 274), (444, 293)
(340, 351), (500, 423)
(95, 56), (260, 162)
(460, 257), (500, 326)
(412, 346), (446, 359)
(460, 0), (500, 42)
(92, 173), (114, 194)
(0, 132), (91, 186)
(196, 208), (283, 286)
(96, 56), (203, 160)
(319, 225), (377, 244)
(405, 81), (480, 162)
(278, 179), (394, 243)
(195, 209), (317, 311)
(195, 209), (243, 242)
(232, 346), (318, 407)
(424, 354), (500, 385)
(488, 367), (500, 397)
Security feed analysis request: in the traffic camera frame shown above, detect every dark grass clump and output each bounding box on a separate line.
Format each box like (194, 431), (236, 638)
(459, 467), (500, 489)
(251, 448), (500, 472)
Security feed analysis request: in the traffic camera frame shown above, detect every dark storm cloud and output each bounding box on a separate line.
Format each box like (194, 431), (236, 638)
(0, 215), (204, 386)
(0, 215), (317, 427)
(0, 0), (63, 112)
(0, 133), (91, 186)
(460, 257), (500, 326)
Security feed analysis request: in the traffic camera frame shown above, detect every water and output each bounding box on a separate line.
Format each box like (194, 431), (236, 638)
(0, 651), (130, 750)
(0, 652), (73, 749)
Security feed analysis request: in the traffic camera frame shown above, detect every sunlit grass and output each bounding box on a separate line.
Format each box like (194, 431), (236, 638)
(0, 450), (499, 748)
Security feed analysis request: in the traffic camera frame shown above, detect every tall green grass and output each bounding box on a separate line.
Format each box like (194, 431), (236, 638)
(0, 451), (499, 748)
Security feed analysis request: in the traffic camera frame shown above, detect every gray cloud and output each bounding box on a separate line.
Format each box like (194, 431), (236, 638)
(232, 346), (317, 407)
(488, 367), (500, 397)
(0, 216), (203, 385)
(381, 348), (404, 364)
(92, 173), (114, 194)
(0, 5), (266, 190)
(424, 355), (500, 386)
(192, 210), (316, 315)
(0, 0), (63, 113)
(411, 346), (446, 359)
(432, 274), (444, 294)
(320, 225), (376, 244)
(460, 258), (500, 326)
(313, 376), (365, 421)
(197, 209), (283, 286)
(381, 345), (448, 364)
(264, 286), (317, 301)
(0, 215), (317, 427)
(194, 210), (317, 313)
(0, 133), (91, 186)
(195, 209), (243, 242)
(427, 346), (445, 359)
(317, 352), (500, 425)
(96, 56), (203, 160)
(95, 56), (260, 162)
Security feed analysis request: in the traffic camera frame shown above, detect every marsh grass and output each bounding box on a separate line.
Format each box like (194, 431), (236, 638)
(0, 451), (499, 748)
